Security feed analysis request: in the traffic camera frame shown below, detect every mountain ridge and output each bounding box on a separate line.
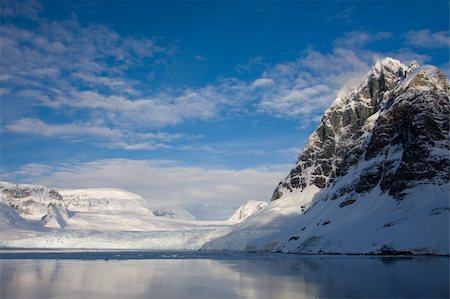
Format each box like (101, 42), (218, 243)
(202, 57), (450, 255)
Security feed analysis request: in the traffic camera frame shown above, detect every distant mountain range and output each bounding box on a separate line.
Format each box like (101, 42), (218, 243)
(0, 182), (261, 249)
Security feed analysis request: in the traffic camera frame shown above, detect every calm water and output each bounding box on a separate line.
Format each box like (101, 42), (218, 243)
(0, 251), (448, 299)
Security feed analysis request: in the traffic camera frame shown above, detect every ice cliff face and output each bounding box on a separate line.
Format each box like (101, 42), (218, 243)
(203, 58), (450, 255)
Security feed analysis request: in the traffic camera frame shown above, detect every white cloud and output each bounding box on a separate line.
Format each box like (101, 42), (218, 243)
(277, 147), (303, 161)
(0, 75), (13, 81)
(384, 49), (430, 66)
(0, 19), (170, 104)
(14, 163), (54, 179)
(252, 78), (274, 89)
(5, 118), (187, 150)
(2, 9), (432, 151)
(72, 73), (139, 95)
(31, 67), (61, 77)
(260, 85), (332, 117)
(15, 159), (288, 220)
(108, 142), (172, 151)
(404, 30), (450, 48)
(326, 6), (355, 23)
(440, 62), (450, 77)
(255, 45), (375, 120)
(0, 0), (43, 20)
(235, 56), (267, 74)
(0, 13), (226, 134)
(194, 54), (207, 61)
(6, 118), (123, 139)
(333, 31), (392, 48)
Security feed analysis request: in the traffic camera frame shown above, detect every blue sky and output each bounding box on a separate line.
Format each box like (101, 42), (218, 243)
(1, 0), (449, 219)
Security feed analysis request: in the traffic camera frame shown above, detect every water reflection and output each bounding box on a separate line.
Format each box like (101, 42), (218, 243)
(0, 255), (448, 299)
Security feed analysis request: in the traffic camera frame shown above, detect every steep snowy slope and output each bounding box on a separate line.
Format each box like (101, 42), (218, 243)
(203, 58), (450, 255)
(228, 200), (268, 223)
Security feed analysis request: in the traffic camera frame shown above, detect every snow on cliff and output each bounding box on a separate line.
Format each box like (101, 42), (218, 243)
(202, 58), (450, 255)
(0, 182), (69, 229)
(227, 200), (268, 223)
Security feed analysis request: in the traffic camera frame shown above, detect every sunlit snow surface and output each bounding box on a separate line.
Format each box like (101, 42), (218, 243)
(0, 184), (248, 250)
(0, 251), (448, 299)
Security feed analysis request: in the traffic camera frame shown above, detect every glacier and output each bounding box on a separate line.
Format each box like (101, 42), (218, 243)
(0, 182), (262, 249)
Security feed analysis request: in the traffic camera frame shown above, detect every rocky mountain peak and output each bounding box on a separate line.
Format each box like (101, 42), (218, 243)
(408, 59), (420, 70)
(271, 58), (449, 201)
(228, 200), (268, 223)
(0, 182), (69, 228)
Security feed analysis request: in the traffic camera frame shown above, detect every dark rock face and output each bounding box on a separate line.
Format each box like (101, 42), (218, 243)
(366, 70), (450, 199)
(272, 58), (450, 203)
(354, 164), (384, 193)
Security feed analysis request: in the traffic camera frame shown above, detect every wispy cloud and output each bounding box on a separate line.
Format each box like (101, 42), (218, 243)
(3, 26), (420, 144)
(235, 56), (267, 74)
(326, 6), (355, 23)
(12, 163), (54, 179)
(5, 118), (188, 151)
(333, 31), (392, 48)
(252, 78), (274, 89)
(0, 20), (168, 91)
(0, 0), (43, 20)
(277, 147), (304, 161)
(37, 88), (222, 127)
(6, 118), (123, 139)
(1, 1), (432, 153)
(0, 6), (217, 147)
(255, 44), (377, 120)
(403, 29), (450, 48)
(6, 159), (289, 220)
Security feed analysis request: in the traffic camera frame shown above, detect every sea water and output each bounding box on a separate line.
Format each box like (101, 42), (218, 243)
(0, 251), (448, 299)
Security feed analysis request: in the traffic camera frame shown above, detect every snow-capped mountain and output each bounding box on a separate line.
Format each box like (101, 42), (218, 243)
(228, 200), (268, 223)
(0, 182), (69, 229)
(59, 188), (151, 215)
(202, 58), (450, 255)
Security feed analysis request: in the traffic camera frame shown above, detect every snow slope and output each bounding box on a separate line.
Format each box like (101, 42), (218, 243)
(202, 58), (450, 255)
(0, 182), (69, 229)
(0, 184), (270, 249)
(227, 200), (268, 223)
(0, 184), (276, 249)
(59, 188), (151, 214)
